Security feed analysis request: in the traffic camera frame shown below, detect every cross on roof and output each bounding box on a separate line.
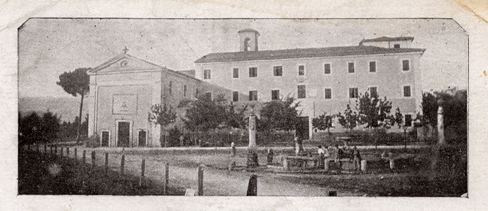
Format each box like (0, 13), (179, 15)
(122, 46), (129, 54)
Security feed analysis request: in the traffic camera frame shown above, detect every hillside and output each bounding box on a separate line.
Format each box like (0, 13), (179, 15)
(19, 97), (88, 122)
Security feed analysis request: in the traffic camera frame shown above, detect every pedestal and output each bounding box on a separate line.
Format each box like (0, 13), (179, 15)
(246, 149), (259, 168)
(324, 159), (330, 171)
(361, 160), (367, 172)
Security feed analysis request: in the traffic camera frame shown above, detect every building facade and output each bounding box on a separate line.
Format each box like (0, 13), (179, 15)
(87, 53), (231, 147)
(194, 29), (425, 138)
(87, 29), (426, 147)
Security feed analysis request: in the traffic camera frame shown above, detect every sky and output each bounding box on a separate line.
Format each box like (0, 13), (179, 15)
(18, 18), (468, 98)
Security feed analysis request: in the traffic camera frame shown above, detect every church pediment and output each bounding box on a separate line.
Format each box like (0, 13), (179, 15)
(89, 53), (162, 74)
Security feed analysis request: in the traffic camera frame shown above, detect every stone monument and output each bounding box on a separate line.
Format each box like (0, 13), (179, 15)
(437, 99), (446, 145)
(246, 111), (259, 167)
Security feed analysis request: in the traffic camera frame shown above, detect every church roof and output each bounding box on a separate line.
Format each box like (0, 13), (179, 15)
(88, 53), (201, 82)
(195, 45), (425, 63)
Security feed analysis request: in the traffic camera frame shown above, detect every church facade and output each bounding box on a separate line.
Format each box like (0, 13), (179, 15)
(194, 29), (425, 139)
(87, 53), (231, 147)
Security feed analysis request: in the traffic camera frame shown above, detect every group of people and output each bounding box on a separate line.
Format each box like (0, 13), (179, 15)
(317, 144), (362, 171)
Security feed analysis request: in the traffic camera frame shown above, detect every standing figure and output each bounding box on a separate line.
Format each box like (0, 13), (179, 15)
(267, 148), (274, 165)
(230, 142), (236, 157)
(179, 135), (185, 147)
(353, 146), (361, 171)
(317, 145), (325, 168)
(335, 145), (343, 171)
(295, 137), (300, 156)
(324, 146), (330, 158)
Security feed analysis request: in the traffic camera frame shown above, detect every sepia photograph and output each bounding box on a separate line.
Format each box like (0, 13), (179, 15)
(16, 18), (468, 198)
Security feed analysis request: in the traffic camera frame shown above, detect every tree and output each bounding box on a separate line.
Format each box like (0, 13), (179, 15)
(148, 103), (177, 146)
(19, 112), (41, 145)
(57, 68), (90, 144)
(420, 88), (467, 142)
(356, 91), (395, 128)
(421, 92), (438, 127)
(226, 102), (248, 130)
(260, 96), (302, 151)
(336, 104), (359, 132)
(394, 107), (404, 128)
(259, 96), (301, 132)
(40, 110), (61, 143)
(181, 95), (227, 132)
(312, 112), (333, 134)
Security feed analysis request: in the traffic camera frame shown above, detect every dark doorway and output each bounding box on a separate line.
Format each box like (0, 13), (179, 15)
(101, 131), (109, 147)
(117, 122), (130, 147)
(138, 130), (147, 147)
(296, 117), (309, 140)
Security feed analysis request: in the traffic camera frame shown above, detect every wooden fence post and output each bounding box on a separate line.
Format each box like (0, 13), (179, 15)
(54, 145), (57, 154)
(105, 153), (109, 175)
(74, 148), (78, 160)
(60, 147), (64, 157)
(246, 174), (257, 196)
(139, 159), (145, 187)
(82, 150), (86, 165)
(121, 155), (125, 175)
(91, 151), (96, 170)
(164, 162), (169, 195)
(50, 145), (53, 154)
(197, 165), (204, 196)
(82, 150), (86, 173)
(44, 145), (47, 154)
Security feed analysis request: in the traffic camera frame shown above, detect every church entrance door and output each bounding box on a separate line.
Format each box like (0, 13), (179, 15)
(117, 121), (130, 147)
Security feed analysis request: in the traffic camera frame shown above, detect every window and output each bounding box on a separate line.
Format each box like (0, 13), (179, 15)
(324, 63), (331, 74)
(271, 90), (280, 100)
(233, 68), (239, 78)
(184, 85), (187, 97)
(298, 65), (305, 76)
(405, 114), (412, 127)
(403, 86), (411, 97)
(324, 88), (332, 99)
(204, 69), (211, 79)
(169, 81), (172, 95)
(138, 130), (147, 147)
(349, 88), (359, 98)
(402, 60), (410, 71)
(205, 92), (212, 100)
(298, 85), (306, 99)
(394, 44), (400, 48)
(101, 131), (109, 147)
(233, 91), (239, 102)
(244, 38), (251, 51)
(273, 66), (283, 76)
(249, 91), (258, 101)
(249, 67), (258, 77)
(369, 61), (376, 73)
(369, 87), (378, 98)
(348, 62), (355, 73)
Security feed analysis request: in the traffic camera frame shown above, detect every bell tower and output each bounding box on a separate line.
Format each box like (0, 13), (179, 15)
(238, 29), (260, 52)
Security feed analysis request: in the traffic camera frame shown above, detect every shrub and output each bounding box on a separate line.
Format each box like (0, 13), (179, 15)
(85, 134), (100, 148)
(167, 126), (182, 147)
